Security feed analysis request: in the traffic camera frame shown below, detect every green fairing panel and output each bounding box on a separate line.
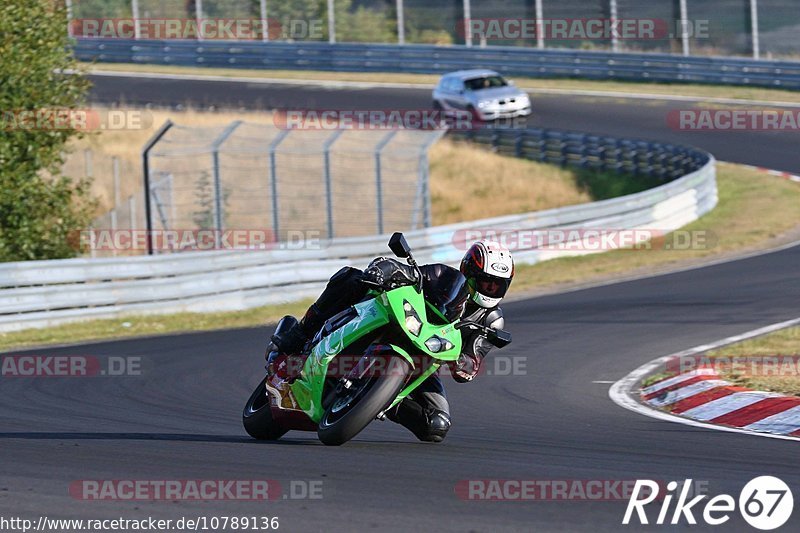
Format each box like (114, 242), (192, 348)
(290, 285), (464, 424)
(291, 297), (390, 422)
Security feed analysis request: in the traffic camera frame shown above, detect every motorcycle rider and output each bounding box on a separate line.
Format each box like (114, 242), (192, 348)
(268, 240), (513, 443)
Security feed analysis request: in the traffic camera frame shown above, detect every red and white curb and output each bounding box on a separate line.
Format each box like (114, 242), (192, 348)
(641, 369), (800, 437)
(740, 165), (800, 183)
(610, 316), (800, 442)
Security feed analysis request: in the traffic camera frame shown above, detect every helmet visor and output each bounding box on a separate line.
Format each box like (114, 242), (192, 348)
(423, 266), (469, 322)
(476, 275), (511, 299)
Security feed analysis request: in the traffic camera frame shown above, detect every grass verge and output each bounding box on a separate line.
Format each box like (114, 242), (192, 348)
(705, 327), (800, 396)
(4, 163), (800, 352)
(0, 300), (312, 352)
(85, 62), (800, 105)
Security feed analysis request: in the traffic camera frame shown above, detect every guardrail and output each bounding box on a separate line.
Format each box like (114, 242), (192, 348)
(0, 128), (716, 333)
(74, 39), (800, 89)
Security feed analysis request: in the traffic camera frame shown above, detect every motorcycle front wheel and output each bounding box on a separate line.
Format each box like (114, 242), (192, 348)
(317, 356), (410, 446)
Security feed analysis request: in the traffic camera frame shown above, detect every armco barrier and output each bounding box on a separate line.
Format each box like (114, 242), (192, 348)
(73, 39), (800, 89)
(0, 128), (716, 333)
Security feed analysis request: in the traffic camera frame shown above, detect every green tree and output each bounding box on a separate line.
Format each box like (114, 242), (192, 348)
(0, 0), (95, 261)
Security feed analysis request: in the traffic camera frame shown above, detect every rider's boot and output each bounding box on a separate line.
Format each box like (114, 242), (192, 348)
(268, 306), (325, 381)
(273, 305), (324, 353)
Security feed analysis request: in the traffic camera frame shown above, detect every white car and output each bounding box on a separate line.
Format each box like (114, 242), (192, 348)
(432, 69), (532, 121)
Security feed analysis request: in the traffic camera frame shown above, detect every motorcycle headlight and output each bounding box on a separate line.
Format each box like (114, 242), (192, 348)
(403, 301), (422, 337)
(424, 335), (454, 353)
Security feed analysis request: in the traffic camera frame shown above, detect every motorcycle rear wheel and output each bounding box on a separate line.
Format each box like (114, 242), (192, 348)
(243, 377), (288, 440)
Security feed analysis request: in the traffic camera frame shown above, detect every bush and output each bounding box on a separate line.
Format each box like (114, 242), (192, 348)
(0, 1), (95, 262)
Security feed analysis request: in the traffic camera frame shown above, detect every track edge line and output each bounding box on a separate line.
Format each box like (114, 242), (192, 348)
(609, 317), (800, 443)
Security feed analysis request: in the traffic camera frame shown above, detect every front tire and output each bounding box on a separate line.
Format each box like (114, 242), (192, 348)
(243, 377), (288, 440)
(317, 356), (410, 446)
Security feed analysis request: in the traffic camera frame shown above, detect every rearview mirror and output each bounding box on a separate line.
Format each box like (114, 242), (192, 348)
(488, 328), (512, 348)
(388, 232), (411, 258)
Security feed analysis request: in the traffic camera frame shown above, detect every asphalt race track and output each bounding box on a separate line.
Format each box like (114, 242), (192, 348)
(1, 75), (799, 532)
(87, 73), (800, 173)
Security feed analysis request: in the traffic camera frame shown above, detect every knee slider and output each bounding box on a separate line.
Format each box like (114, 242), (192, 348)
(423, 409), (451, 443)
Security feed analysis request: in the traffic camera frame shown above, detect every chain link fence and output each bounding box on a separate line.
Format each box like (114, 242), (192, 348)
(69, 0), (799, 59)
(89, 121), (444, 255)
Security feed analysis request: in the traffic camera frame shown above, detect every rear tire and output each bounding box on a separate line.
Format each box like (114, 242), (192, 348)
(243, 377), (288, 440)
(317, 356), (410, 446)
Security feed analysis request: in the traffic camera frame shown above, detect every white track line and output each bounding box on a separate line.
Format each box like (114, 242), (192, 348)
(609, 316), (800, 442)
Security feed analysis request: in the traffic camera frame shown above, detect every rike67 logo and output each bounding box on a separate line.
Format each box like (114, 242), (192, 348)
(623, 477), (793, 530)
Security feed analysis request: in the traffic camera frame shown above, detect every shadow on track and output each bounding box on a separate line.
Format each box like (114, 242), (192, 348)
(0, 432), (321, 445)
(0, 432), (413, 446)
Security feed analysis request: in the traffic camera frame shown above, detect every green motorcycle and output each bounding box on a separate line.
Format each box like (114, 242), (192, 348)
(243, 232), (512, 446)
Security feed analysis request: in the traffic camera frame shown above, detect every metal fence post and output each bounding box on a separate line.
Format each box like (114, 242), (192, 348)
(110, 208), (118, 256)
(141, 120), (173, 255)
(112, 156), (121, 209)
(535, 0), (544, 49)
(195, 0), (204, 41)
(210, 121), (243, 247)
(84, 149), (93, 178)
(463, 0), (472, 47)
(750, 0), (760, 59)
(374, 131), (398, 235)
(129, 195), (137, 230)
(260, 0), (269, 42)
(396, 0), (405, 44)
(327, 0), (336, 44)
(322, 130), (344, 239)
(268, 130), (290, 240)
(609, 0), (619, 53)
(679, 0), (690, 56)
(131, 0), (141, 40)
(65, 0), (73, 38)
(417, 131), (446, 229)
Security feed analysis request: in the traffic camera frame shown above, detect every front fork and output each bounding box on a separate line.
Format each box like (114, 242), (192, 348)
(377, 362), (441, 419)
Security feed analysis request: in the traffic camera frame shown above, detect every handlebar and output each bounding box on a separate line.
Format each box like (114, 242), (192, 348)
(456, 320), (512, 348)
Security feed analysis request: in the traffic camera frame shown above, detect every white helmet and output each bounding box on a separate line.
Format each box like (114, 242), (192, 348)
(459, 240), (514, 308)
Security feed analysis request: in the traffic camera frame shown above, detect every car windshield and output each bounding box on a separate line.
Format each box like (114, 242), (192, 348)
(464, 75), (508, 91)
(420, 264), (469, 323)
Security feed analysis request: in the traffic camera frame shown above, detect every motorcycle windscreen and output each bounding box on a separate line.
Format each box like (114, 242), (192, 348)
(421, 264), (469, 322)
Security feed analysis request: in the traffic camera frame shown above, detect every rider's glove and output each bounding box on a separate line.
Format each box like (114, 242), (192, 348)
(362, 257), (418, 290)
(451, 352), (484, 383)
